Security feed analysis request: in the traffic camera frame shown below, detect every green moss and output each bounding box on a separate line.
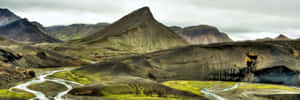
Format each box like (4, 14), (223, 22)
(163, 81), (300, 97)
(162, 81), (233, 96)
(0, 89), (34, 99)
(105, 94), (182, 100)
(49, 70), (112, 84)
(49, 71), (91, 84)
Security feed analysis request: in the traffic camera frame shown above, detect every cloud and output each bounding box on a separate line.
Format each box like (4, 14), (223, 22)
(0, 0), (300, 40)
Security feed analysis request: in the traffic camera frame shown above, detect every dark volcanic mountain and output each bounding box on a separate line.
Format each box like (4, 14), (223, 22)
(74, 7), (188, 52)
(0, 19), (62, 43)
(0, 8), (21, 26)
(46, 23), (110, 41)
(275, 34), (289, 40)
(172, 25), (233, 44)
(75, 40), (300, 86)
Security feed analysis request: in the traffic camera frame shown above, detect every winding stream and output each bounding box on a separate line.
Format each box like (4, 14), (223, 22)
(10, 69), (82, 100)
(201, 83), (240, 100)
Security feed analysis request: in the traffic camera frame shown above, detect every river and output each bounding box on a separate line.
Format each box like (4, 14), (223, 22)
(201, 83), (240, 100)
(9, 69), (82, 100)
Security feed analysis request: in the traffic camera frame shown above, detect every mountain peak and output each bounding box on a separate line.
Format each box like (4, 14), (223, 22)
(75, 7), (187, 53)
(133, 7), (152, 16)
(122, 6), (154, 22)
(0, 8), (19, 17)
(0, 8), (11, 13)
(0, 8), (21, 26)
(275, 34), (289, 40)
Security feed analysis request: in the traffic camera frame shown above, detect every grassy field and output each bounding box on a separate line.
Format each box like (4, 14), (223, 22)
(0, 89), (34, 99)
(49, 70), (112, 84)
(162, 81), (300, 96)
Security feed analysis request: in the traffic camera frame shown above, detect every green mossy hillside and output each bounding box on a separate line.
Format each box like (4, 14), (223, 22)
(49, 70), (112, 84)
(0, 89), (34, 99)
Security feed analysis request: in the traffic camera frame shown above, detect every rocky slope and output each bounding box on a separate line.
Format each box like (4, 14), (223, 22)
(171, 25), (233, 44)
(0, 8), (21, 26)
(0, 19), (62, 43)
(45, 23), (110, 41)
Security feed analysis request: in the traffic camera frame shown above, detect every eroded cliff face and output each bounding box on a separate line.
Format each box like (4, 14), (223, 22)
(77, 40), (300, 86)
(253, 66), (298, 85)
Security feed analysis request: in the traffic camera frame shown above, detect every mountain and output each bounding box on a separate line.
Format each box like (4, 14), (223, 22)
(173, 25), (233, 44)
(0, 19), (62, 43)
(39, 7), (188, 61)
(275, 34), (289, 40)
(0, 8), (21, 26)
(45, 23), (110, 41)
(74, 7), (188, 52)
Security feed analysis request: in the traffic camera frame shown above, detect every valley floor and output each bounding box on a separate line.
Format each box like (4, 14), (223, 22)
(3, 67), (300, 100)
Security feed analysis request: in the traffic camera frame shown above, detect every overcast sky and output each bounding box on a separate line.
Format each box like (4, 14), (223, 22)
(0, 0), (300, 40)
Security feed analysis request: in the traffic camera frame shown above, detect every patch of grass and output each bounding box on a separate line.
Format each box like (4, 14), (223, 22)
(49, 71), (91, 84)
(105, 94), (182, 100)
(162, 81), (235, 96)
(0, 89), (34, 99)
(163, 81), (300, 97)
(49, 70), (112, 84)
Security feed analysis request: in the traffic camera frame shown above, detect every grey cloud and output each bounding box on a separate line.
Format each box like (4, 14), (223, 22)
(0, 0), (124, 13)
(0, 0), (300, 40)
